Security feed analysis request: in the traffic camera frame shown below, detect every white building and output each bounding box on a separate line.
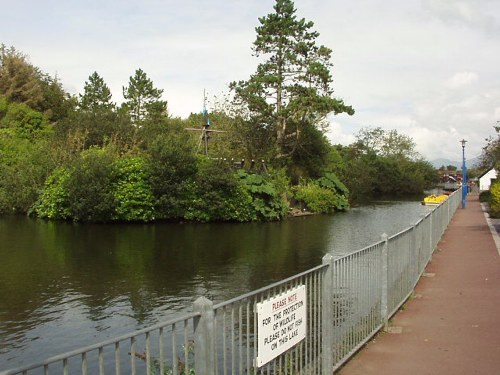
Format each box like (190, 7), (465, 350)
(478, 169), (498, 191)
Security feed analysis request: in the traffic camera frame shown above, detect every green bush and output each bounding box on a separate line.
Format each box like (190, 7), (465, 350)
(317, 172), (349, 210)
(292, 172), (350, 214)
(112, 156), (155, 222)
(0, 102), (50, 140)
(33, 167), (71, 220)
(237, 170), (288, 221)
(293, 182), (339, 214)
(489, 182), (500, 218)
(0, 96), (7, 118)
(35, 153), (156, 222)
(479, 190), (490, 203)
(147, 128), (197, 220)
(0, 135), (54, 214)
(66, 147), (117, 222)
(183, 160), (255, 222)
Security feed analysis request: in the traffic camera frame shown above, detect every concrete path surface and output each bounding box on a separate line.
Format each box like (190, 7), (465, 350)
(337, 193), (500, 375)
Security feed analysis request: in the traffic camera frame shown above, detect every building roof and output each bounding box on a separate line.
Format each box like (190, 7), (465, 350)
(478, 168), (497, 179)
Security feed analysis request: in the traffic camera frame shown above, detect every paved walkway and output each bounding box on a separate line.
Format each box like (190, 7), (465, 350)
(337, 193), (500, 375)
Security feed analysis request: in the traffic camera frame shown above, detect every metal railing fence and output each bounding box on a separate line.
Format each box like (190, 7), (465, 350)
(1, 189), (462, 375)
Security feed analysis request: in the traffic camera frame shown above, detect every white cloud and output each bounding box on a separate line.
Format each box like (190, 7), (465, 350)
(421, 0), (500, 33)
(327, 121), (356, 146)
(445, 72), (478, 89)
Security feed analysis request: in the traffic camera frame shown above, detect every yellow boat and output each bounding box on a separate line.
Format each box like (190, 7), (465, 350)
(421, 194), (448, 206)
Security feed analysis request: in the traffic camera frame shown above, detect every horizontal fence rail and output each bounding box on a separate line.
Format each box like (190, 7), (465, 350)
(2, 189), (462, 375)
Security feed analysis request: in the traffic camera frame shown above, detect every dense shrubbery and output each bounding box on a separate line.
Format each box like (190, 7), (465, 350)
(237, 170), (288, 220)
(66, 147), (117, 222)
(182, 161), (253, 222)
(479, 190), (491, 203)
(293, 172), (349, 213)
(112, 156), (155, 222)
(32, 149), (288, 223)
(34, 147), (116, 222)
(33, 167), (71, 220)
(489, 182), (500, 218)
(1, 102), (51, 140)
(0, 133), (54, 214)
(333, 140), (439, 202)
(294, 183), (338, 213)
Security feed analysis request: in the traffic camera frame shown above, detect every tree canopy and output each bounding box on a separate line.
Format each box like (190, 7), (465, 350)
(122, 68), (167, 125)
(480, 123), (500, 169)
(355, 126), (419, 160)
(230, 0), (354, 160)
(0, 45), (43, 109)
(79, 71), (114, 112)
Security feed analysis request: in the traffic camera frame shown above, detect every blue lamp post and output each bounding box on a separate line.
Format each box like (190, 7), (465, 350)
(460, 139), (467, 209)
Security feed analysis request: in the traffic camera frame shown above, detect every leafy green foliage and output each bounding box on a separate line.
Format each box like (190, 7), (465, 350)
(35, 154), (156, 222)
(0, 45), (74, 122)
(65, 147), (117, 222)
(293, 182), (340, 214)
(33, 167), (71, 220)
(0, 95), (7, 117)
(237, 170), (288, 220)
(317, 172), (348, 195)
(0, 34), (355, 223)
(317, 172), (349, 209)
(36, 73), (76, 122)
(0, 101), (50, 140)
(293, 171), (349, 213)
(489, 181), (500, 218)
(355, 126), (419, 161)
(146, 121), (198, 219)
(0, 134), (54, 214)
(0, 98), (55, 214)
(112, 157), (155, 222)
(334, 127), (439, 203)
(3, 38), (454, 222)
(53, 107), (135, 151)
(183, 160), (255, 222)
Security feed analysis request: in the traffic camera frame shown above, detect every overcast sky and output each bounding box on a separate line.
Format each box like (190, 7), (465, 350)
(3, 0), (500, 162)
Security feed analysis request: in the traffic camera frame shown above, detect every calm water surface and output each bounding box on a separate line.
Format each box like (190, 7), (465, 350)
(0, 200), (431, 370)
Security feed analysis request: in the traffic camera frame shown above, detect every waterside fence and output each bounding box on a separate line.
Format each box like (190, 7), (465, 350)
(2, 189), (462, 375)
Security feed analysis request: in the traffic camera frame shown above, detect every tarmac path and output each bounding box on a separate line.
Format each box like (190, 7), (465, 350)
(337, 193), (500, 375)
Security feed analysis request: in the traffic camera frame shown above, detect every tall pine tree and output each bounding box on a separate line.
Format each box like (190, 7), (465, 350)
(79, 71), (114, 112)
(230, 0), (353, 158)
(122, 68), (167, 125)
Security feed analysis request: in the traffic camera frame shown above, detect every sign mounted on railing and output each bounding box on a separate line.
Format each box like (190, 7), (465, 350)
(255, 285), (307, 367)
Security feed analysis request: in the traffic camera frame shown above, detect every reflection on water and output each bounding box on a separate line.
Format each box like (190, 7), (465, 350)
(0, 200), (431, 370)
(325, 201), (432, 255)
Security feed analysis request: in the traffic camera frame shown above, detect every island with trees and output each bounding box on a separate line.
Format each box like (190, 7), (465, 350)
(0, 0), (440, 223)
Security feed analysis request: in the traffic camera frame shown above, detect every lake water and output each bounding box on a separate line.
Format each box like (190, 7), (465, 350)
(0, 200), (432, 370)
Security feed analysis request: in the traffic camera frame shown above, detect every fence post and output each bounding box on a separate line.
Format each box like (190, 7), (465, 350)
(380, 233), (389, 331)
(410, 222), (418, 289)
(429, 211), (433, 259)
(321, 254), (334, 374)
(193, 297), (215, 375)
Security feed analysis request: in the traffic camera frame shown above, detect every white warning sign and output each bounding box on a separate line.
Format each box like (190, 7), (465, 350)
(256, 285), (307, 367)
